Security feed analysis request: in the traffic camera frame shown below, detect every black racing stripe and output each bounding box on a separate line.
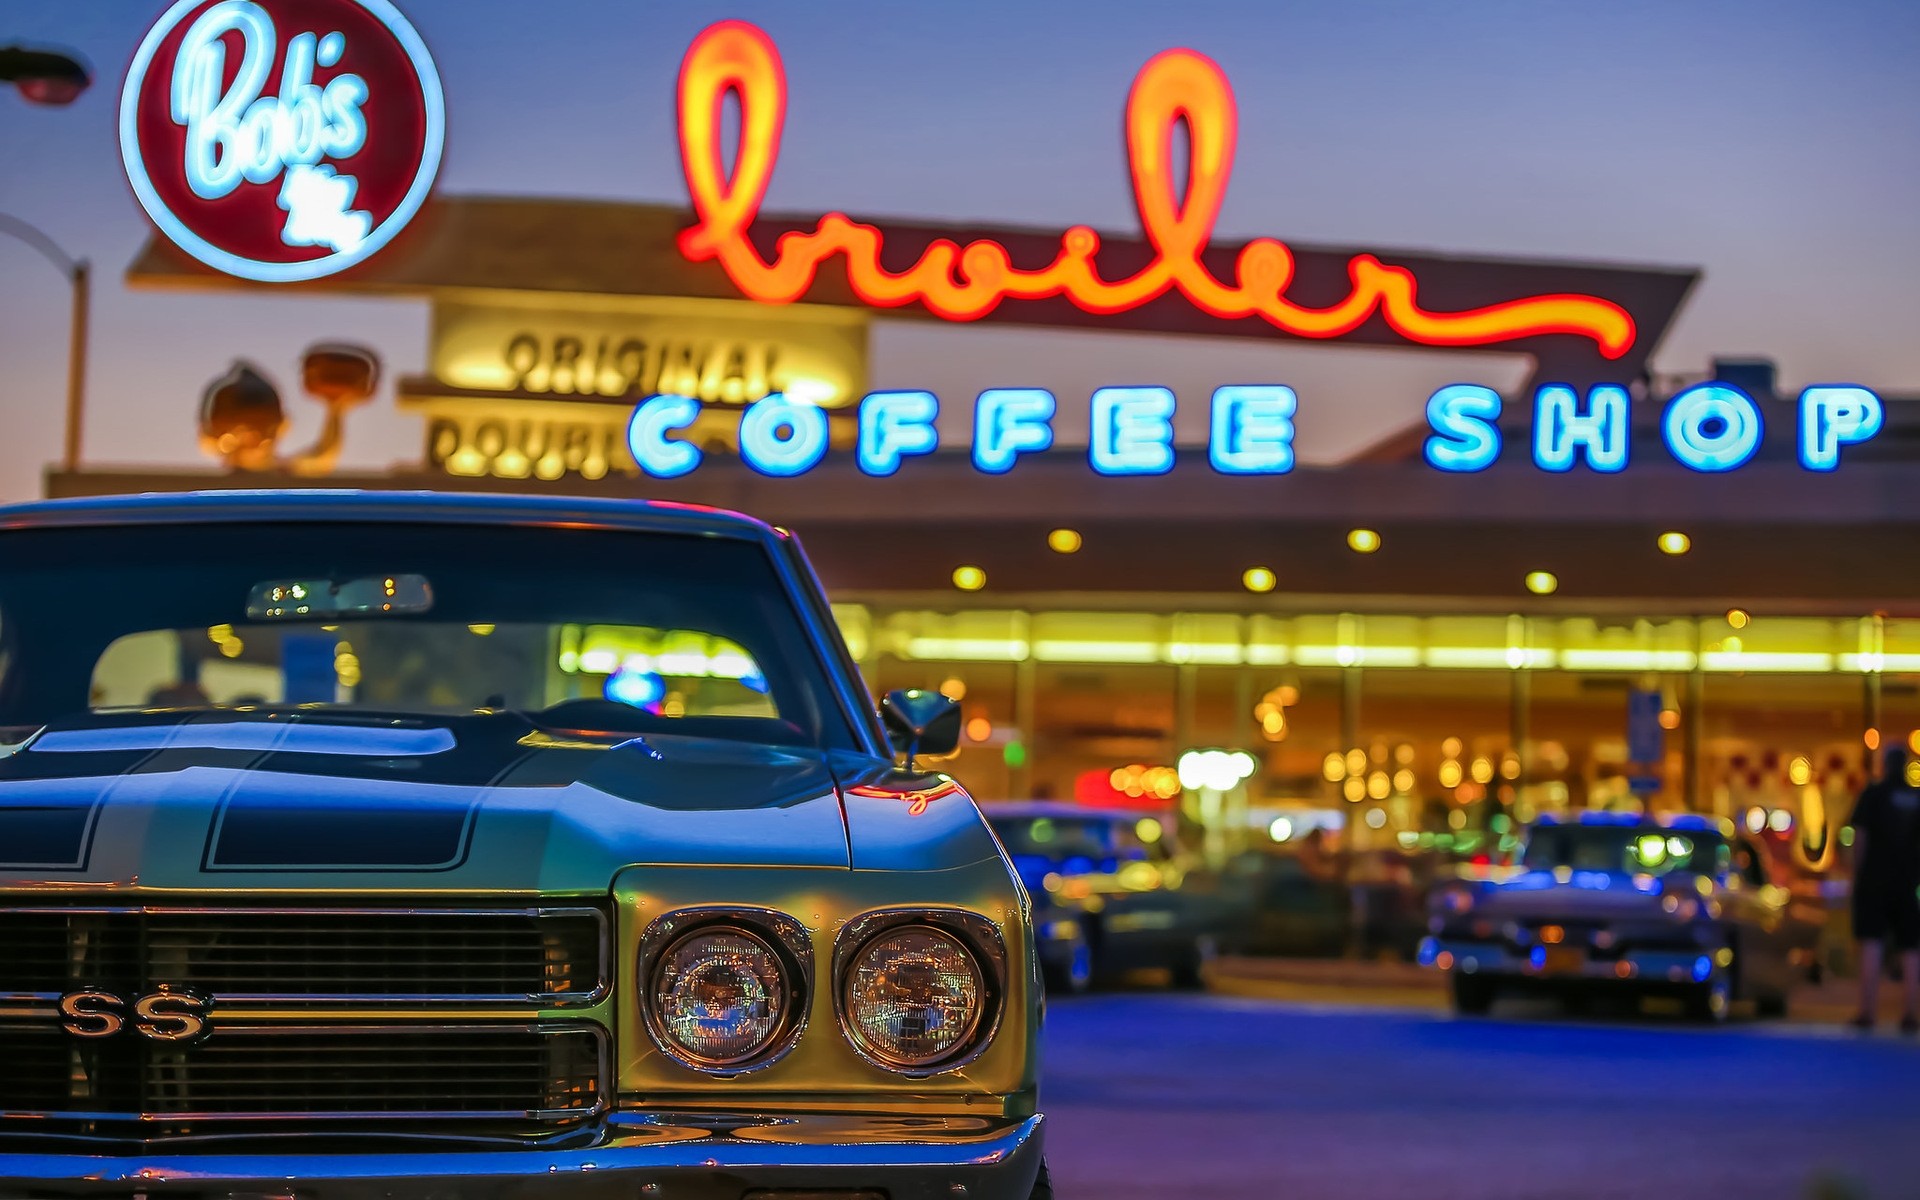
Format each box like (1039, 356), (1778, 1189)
(0, 799), (104, 869)
(202, 795), (479, 872)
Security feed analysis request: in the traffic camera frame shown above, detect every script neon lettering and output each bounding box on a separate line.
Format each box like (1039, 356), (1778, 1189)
(171, 1), (372, 250)
(676, 21), (1635, 358)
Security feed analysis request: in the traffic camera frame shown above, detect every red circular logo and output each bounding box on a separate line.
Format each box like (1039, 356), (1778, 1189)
(120, 0), (444, 282)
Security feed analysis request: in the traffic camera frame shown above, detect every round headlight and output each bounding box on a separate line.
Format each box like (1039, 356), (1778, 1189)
(649, 928), (788, 1068)
(843, 925), (985, 1070)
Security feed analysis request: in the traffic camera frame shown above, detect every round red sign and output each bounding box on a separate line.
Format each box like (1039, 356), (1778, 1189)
(119, 0), (444, 282)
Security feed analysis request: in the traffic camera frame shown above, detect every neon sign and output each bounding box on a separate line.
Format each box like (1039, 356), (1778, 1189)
(676, 21), (1636, 358)
(121, 0), (444, 282)
(632, 381), (1888, 479)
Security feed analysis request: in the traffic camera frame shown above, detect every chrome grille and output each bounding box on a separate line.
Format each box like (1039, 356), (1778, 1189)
(0, 1023), (606, 1131)
(0, 906), (607, 1005)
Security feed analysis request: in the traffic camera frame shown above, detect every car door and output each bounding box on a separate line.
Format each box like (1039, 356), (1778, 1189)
(1093, 816), (1192, 966)
(1727, 837), (1792, 996)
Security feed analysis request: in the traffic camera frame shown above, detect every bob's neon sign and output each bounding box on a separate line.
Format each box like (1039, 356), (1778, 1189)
(676, 21), (1635, 358)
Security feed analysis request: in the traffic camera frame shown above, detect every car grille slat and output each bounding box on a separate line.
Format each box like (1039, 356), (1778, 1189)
(0, 907), (606, 1004)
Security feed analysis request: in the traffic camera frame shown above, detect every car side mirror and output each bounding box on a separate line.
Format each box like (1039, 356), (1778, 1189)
(879, 688), (961, 771)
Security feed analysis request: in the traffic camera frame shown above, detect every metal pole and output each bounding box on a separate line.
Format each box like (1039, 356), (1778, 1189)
(0, 215), (87, 477)
(63, 260), (88, 472)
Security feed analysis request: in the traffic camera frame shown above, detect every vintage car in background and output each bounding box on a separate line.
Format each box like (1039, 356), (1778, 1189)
(984, 801), (1223, 992)
(1420, 811), (1820, 1021)
(0, 491), (1049, 1200)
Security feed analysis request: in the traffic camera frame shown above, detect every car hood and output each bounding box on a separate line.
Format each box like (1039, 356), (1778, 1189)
(0, 713), (996, 894)
(1470, 869), (1676, 921)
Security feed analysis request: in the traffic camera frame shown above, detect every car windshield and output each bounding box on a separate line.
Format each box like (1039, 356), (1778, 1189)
(1520, 824), (1728, 877)
(0, 521), (858, 750)
(989, 816), (1115, 863)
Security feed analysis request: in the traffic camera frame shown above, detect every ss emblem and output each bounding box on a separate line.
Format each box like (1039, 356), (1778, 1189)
(59, 986), (212, 1043)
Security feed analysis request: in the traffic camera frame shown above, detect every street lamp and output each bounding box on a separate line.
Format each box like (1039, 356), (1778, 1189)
(0, 44), (90, 106)
(0, 214), (89, 471)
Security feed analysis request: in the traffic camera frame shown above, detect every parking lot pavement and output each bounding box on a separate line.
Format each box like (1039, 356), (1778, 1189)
(1041, 991), (1920, 1200)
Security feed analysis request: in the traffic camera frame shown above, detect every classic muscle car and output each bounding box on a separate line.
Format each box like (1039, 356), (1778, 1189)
(985, 801), (1219, 992)
(1419, 811), (1813, 1021)
(0, 491), (1048, 1200)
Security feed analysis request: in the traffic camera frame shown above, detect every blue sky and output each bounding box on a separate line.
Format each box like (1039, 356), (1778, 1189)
(1, 0), (1916, 498)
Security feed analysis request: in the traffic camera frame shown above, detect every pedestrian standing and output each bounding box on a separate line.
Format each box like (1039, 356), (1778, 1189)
(1848, 745), (1920, 1033)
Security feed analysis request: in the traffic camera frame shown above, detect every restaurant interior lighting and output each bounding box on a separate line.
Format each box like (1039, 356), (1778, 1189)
(1524, 571), (1558, 595)
(951, 565), (987, 591)
(1657, 531), (1691, 555)
(1726, 608), (1750, 628)
(1046, 528), (1083, 554)
(1346, 528), (1382, 553)
(1241, 567), (1276, 593)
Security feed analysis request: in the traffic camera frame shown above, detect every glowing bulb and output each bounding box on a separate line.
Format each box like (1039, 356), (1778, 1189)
(1658, 709), (1680, 730)
(965, 716), (992, 742)
(939, 677), (967, 701)
(1343, 776), (1365, 802)
(1364, 807), (1387, 829)
(1346, 528), (1381, 554)
(951, 565), (987, 591)
(1323, 752), (1347, 782)
(1656, 531), (1691, 555)
(1268, 817), (1293, 842)
(1525, 571), (1558, 595)
(1047, 528), (1083, 554)
(1242, 566), (1276, 593)
(1787, 756), (1812, 786)
(1726, 608), (1750, 629)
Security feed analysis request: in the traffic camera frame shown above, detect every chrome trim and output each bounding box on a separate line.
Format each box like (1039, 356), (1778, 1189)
(635, 906), (814, 1077)
(833, 908), (1008, 1078)
(777, 530), (892, 757)
(0, 1112), (1047, 1199)
(0, 904), (611, 1007)
(0, 1021), (610, 1127)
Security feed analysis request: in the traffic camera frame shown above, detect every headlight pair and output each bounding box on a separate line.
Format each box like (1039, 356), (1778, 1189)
(641, 908), (1002, 1077)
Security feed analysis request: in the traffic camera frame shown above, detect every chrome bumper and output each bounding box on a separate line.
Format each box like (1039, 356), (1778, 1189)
(1419, 936), (1719, 985)
(0, 1112), (1045, 1200)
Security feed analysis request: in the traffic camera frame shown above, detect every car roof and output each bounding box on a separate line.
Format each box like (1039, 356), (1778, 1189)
(1532, 811), (1734, 836)
(977, 800), (1162, 824)
(0, 490), (783, 542)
